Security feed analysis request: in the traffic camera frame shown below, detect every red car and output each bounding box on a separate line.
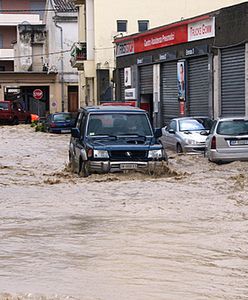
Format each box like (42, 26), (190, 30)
(0, 101), (31, 125)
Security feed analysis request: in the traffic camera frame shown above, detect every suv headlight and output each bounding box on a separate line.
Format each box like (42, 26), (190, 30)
(148, 149), (163, 159)
(93, 150), (109, 158)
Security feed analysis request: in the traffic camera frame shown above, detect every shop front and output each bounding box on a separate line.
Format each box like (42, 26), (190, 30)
(115, 15), (215, 126)
(115, 2), (248, 125)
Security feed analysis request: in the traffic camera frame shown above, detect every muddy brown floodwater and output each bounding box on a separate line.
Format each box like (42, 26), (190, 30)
(1, 125), (248, 300)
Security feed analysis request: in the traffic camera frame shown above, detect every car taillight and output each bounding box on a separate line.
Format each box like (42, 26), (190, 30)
(211, 136), (216, 149)
(51, 122), (56, 128)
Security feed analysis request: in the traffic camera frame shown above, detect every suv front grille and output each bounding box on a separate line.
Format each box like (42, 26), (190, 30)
(110, 150), (147, 161)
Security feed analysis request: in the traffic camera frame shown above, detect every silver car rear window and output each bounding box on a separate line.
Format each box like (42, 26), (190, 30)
(217, 120), (248, 136)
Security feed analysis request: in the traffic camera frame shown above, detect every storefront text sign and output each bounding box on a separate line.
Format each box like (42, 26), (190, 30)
(116, 40), (134, 57)
(125, 88), (136, 100)
(188, 18), (215, 41)
(135, 25), (187, 53)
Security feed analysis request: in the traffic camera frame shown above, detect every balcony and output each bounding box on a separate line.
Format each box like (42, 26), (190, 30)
(0, 49), (14, 61)
(0, 14), (42, 26)
(70, 42), (87, 70)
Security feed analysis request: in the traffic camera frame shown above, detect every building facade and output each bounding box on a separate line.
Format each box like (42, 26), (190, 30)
(44, 0), (79, 113)
(114, 2), (248, 127)
(69, 0), (247, 109)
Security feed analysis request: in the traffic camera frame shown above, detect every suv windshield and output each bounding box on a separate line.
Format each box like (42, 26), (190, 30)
(217, 120), (248, 136)
(0, 102), (9, 110)
(179, 118), (213, 132)
(87, 113), (153, 137)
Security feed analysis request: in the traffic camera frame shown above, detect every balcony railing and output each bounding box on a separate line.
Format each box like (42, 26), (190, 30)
(70, 42), (87, 69)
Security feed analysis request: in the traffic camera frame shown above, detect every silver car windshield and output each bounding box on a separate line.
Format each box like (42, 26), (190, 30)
(87, 113), (153, 137)
(179, 118), (212, 132)
(217, 120), (248, 136)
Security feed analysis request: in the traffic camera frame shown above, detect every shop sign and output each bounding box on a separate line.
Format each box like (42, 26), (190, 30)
(125, 88), (136, 100)
(116, 40), (134, 57)
(185, 45), (208, 57)
(124, 67), (132, 87)
(135, 25), (187, 53)
(188, 18), (215, 42)
(137, 56), (153, 65)
(158, 51), (177, 61)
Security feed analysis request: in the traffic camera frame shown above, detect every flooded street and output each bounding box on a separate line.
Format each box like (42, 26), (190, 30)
(1, 125), (248, 300)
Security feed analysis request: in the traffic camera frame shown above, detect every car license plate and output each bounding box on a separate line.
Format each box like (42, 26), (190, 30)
(61, 129), (71, 133)
(120, 163), (137, 170)
(230, 139), (248, 145)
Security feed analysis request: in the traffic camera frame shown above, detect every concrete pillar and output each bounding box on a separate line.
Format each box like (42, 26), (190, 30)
(213, 49), (221, 119)
(153, 64), (160, 127)
(245, 43), (248, 117)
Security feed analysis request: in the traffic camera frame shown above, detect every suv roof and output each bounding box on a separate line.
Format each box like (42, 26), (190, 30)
(79, 105), (146, 114)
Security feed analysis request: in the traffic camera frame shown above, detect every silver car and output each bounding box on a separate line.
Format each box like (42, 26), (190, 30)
(205, 117), (248, 163)
(161, 117), (213, 153)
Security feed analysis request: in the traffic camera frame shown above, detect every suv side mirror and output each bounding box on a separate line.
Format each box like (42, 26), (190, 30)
(154, 128), (162, 138)
(71, 128), (80, 138)
(168, 129), (175, 134)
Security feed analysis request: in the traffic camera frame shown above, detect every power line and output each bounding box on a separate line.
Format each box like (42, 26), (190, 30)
(0, 9), (77, 13)
(1, 49), (71, 60)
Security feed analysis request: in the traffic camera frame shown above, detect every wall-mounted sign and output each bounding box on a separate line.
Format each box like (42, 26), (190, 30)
(137, 56), (153, 65)
(33, 89), (43, 100)
(177, 61), (186, 101)
(185, 45), (209, 57)
(188, 18), (215, 42)
(158, 51), (177, 61)
(135, 25), (187, 53)
(124, 67), (132, 87)
(116, 40), (134, 57)
(125, 88), (136, 100)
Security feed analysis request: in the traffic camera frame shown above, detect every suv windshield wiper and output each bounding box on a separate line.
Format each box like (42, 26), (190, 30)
(117, 133), (147, 138)
(87, 134), (117, 139)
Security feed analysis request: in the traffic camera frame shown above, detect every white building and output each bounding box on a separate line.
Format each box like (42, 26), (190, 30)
(44, 0), (79, 112)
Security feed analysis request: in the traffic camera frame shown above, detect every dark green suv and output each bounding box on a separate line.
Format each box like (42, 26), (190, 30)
(69, 106), (167, 176)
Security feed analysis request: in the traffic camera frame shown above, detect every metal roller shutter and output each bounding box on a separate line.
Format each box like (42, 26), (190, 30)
(161, 61), (178, 125)
(119, 69), (125, 101)
(221, 45), (245, 116)
(188, 56), (209, 116)
(139, 65), (153, 94)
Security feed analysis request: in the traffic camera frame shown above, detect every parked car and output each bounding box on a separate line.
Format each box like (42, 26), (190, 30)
(161, 117), (213, 153)
(69, 106), (167, 176)
(45, 112), (76, 133)
(205, 117), (248, 163)
(0, 100), (31, 125)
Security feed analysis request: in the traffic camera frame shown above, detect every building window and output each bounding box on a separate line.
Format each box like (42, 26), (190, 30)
(0, 66), (5, 71)
(138, 20), (149, 32)
(117, 20), (127, 32)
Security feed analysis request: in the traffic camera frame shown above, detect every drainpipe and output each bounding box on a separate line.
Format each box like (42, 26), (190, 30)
(50, 0), (65, 112)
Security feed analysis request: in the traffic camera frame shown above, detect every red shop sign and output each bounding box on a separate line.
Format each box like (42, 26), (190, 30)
(134, 25), (187, 53)
(33, 89), (43, 100)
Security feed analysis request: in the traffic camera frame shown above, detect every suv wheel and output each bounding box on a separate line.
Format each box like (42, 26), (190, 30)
(79, 159), (90, 177)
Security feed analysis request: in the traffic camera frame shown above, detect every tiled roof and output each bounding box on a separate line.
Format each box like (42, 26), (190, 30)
(53, 0), (77, 12)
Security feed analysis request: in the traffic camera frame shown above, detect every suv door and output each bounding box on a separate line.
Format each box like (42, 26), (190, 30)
(71, 112), (88, 169)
